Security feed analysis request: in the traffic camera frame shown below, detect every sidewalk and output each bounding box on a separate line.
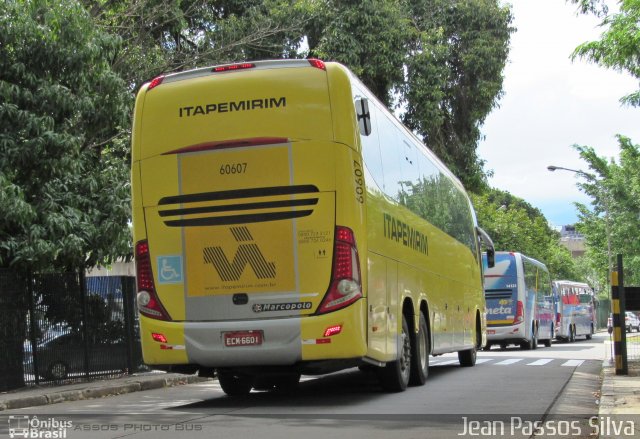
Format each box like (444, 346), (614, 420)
(600, 360), (640, 414)
(0, 372), (211, 411)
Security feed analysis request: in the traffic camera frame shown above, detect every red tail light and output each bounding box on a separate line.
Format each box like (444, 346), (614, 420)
(152, 333), (168, 343)
(135, 240), (171, 320)
(514, 301), (524, 325)
(323, 325), (343, 337)
(317, 226), (362, 314)
(147, 75), (165, 91)
(308, 59), (326, 70)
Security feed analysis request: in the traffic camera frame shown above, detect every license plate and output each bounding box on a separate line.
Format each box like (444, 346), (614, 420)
(487, 329), (496, 335)
(224, 330), (263, 347)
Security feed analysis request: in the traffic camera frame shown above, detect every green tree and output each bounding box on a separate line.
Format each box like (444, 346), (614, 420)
(87, 0), (512, 190)
(401, 0), (514, 191)
(0, 0), (131, 271)
(84, 0), (313, 90)
(471, 188), (578, 280)
(571, 0), (640, 106)
(309, 0), (514, 190)
(574, 136), (640, 286)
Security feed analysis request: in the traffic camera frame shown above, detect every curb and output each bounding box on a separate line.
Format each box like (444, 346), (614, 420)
(0, 375), (210, 411)
(599, 359), (616, 415)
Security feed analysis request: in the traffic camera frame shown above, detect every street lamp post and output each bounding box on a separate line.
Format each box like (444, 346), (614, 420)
(547, 165), (613, 291)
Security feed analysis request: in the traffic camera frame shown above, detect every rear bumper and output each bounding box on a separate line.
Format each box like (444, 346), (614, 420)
(139, 299), (367, 368)
(486, 322), (527, 344)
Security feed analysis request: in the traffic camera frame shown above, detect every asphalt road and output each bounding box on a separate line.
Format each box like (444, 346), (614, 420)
(1, 333), (609, 439)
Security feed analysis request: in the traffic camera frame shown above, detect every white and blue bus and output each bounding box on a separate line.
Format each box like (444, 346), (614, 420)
(552, 280), (596, 342)
(482, 252), (554, 350)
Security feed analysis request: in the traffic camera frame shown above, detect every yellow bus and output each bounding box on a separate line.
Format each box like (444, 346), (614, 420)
(131, 59), (495, 395)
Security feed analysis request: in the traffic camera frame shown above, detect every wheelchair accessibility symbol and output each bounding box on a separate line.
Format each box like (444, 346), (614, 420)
(157, 255), (184, 284)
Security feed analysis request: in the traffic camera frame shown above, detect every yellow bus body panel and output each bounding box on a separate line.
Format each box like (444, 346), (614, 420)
(138, 68), (332, 161)
(139, 316), (188, 365)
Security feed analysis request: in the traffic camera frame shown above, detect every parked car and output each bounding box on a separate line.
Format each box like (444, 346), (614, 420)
(24, 331), (128, 380)
(608, 312), (640, 333)
(625, 311), (640, 333)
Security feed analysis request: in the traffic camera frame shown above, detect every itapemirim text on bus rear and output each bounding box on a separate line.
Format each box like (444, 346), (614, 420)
(131, 59), (495, 395)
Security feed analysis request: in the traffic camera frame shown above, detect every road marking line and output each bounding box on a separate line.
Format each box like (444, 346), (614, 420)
(475, 358), (493, 364)
(434, 359), (462, 366)
(495, 359), (522, 365)
(561, 360), (585, 367)
(527, 359), (554, 366)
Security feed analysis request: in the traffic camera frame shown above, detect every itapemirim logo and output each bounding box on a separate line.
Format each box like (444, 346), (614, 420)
(203, 227), (276, 281)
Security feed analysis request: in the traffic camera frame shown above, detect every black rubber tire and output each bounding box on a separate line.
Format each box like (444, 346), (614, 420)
(458, 315), (480, 367)
(377, 314), (411, 392)
(217, 370), (253, 396)
(531, 328), (538, 350)
(458, 345), (477, 367)
(569, 325), (576, 342)
(544, 324), (553, 347)
(409, 313), (429, 386)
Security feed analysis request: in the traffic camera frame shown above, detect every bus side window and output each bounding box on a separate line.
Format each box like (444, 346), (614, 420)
(378, 113), (405, 202)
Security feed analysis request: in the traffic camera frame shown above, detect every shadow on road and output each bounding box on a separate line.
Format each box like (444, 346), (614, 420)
(175, 362), (467, 411)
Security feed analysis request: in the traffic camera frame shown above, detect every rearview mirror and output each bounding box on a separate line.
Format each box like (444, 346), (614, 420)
(476, 226), (495, 268)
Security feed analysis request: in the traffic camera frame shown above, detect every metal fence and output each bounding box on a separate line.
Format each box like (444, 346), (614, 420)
(0, 269), (145, 391)
(597, 297), (611, 329)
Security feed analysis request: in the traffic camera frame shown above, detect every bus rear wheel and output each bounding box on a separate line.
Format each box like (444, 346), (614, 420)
(458, 346), (477, 367)
(544, 324), (553, 347)
(409, 313), (429, 386)
(569, 325), (576, 342)
(586, 324), (594, 340)
(520, 331), (537, 350)
(217, 370), (253, 396)
(459, 315), (480, 367)
(378, 314), (411, 392)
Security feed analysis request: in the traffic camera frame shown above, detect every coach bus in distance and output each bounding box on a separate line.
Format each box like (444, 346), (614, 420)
(482, 252), (554, 350)
(552, 280), (596, 341)
(131, 59), (495, 395)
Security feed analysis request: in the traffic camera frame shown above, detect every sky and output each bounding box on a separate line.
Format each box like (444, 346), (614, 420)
(477, 0), (640, 228)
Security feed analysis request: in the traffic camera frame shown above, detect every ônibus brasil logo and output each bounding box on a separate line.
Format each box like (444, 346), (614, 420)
(8, 416), (72, 438)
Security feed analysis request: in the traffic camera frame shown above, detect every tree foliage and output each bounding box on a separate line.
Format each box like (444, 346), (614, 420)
(574, 136), (640, 286)
(0, 0), (514, 270)
(570, 0), (609, 16)
(471, 188), (578, 280)
(571, 0), (640, 106)
(90, 0), (513, 190)
(84, 0), (313, 90)
(569, 0), (640, 287)
(308, 0), (514, 190)
(0, 0), (131, 270)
